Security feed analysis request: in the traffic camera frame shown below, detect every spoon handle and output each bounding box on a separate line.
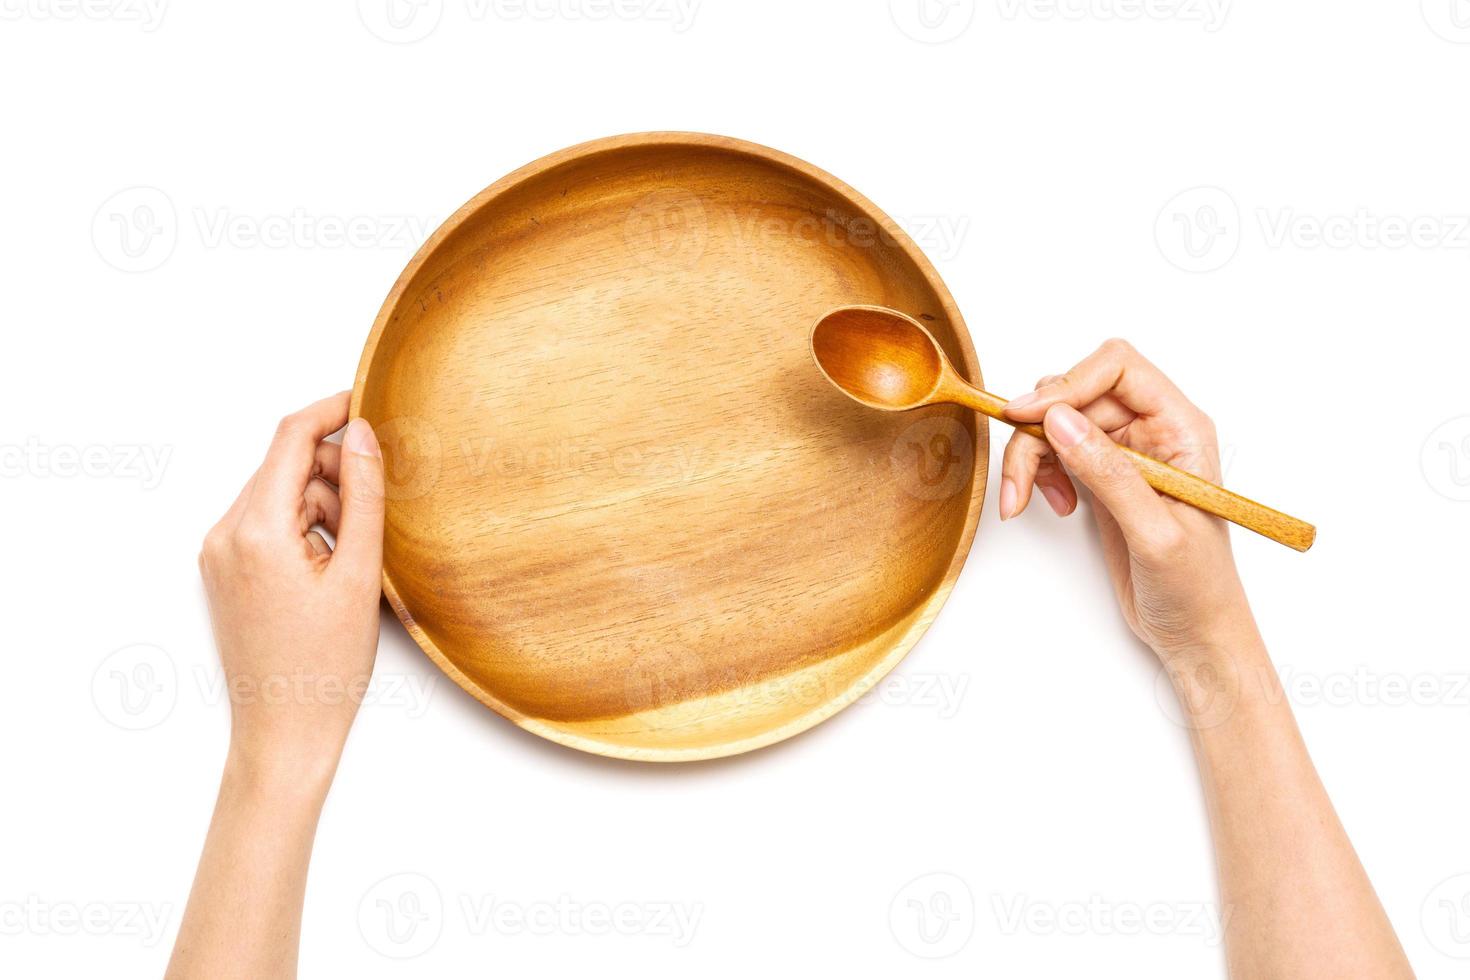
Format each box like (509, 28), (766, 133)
(956, 388), (1316, 552)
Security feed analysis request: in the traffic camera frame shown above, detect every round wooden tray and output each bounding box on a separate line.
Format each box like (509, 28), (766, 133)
(351, 133), (986, 761)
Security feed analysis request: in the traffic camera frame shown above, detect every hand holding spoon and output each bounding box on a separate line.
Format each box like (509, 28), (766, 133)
(810, 305), (1315, 552)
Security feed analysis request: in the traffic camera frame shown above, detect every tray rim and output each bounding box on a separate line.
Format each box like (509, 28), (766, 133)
(350, 131), (987, 762)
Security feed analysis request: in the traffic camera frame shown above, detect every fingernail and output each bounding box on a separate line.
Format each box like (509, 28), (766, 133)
(1005, 391), (1039, 413)
(1045, 404), (1089, 449)
(344, 417), (381, 458)
(1040, 484), (1071, 516)
(999, 477), (1017, 520)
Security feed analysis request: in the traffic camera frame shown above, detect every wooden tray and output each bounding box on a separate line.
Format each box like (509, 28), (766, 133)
(351, 133), (986, 761)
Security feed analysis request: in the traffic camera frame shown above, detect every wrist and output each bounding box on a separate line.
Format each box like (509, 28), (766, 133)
(223, 738), (342, 809)
(1158, 623), (1273, 730)
(1159, 618), (1265, 668)
(1148, 581), (1261, 664)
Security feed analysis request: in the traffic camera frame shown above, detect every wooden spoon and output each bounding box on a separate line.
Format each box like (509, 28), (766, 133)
(810, 305), (1315, 552)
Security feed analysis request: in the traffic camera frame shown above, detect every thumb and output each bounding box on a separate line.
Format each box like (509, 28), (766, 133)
(1043, 404), (1176, 554)
(335, 417), (385, 580)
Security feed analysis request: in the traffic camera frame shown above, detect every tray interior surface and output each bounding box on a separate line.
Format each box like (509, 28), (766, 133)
(355, 135), (985, 760)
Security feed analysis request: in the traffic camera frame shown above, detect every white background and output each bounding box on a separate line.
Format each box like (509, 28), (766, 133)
(3, 1), (1468, 976)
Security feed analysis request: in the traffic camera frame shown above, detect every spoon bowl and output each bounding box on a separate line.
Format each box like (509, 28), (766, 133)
(811, 305), (946, 411)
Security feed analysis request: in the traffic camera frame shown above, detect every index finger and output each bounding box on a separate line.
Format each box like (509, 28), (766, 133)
(247, 392), (351, 523)
(1003, 339), (1193, 423)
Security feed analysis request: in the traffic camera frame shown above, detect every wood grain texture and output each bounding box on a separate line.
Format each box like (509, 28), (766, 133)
(350, 133), (986, 761)
(1109, 448), (1316, 551)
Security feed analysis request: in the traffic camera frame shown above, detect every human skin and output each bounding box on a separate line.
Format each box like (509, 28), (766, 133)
(166, 393), (384, 980)
(167, 347), (1415, 978)
(999, 339), (1414, 979)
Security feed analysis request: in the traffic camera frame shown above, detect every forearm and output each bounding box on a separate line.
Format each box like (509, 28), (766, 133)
(1175, 630), (1413, 979)
(166, 747), (338, 980)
